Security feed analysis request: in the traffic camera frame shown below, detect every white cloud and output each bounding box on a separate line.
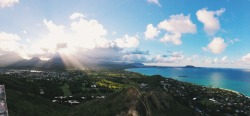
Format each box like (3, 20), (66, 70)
(0, 32), (20, 51)
(221, 56), (228, 63)
(160, 33), (181, 45)
(204, 57), (219, 64)
(81, 47), (123, 62)
(44, 19), (64, 34)
(112, 31), (117, 35)
(123, 54), (147, 63)
(22, 30), (27, 34)
(203, 37), (227, 54)
(204, 57), (213, 64)
(25, 13), (140, 61)
(115, 34), (139, 48)
(70, 12), (85, 20)
(70, 18), (107, 39)
(158, 14), (196, 34)
(150, 51), (184, 63)
(0, 12), (138, 61)
(126, 49), (149, 55)
(0, 32), (30, 59)
(144, 24), (160, 40)
(214, 57), (218, 63)
(147, 0), (161, 6)
(33, 19), (67, 55)
(26, 38), (30, 43)
(157, 14), (196, 45)
(171, 51), (184, 58)
(39, 17), (139, 59)
(0, 0), (19, 8)
(196, 8), (225, 35)
(203, 56), (231, 65)
(242, 53), (250, 64)
(70, 18), (108, 49)
(186, 55), (199, 63)
(228, 38), (240, 44)
(123, 49), (149, 63)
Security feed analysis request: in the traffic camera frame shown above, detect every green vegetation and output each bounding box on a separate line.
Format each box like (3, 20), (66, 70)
(107, 73), (120, 77)
(96, 79), (124, 89)
(6, 89), (70, 116)
(61, 83), (71, 96)
(72, 87), (192, 116)
(199, 98), (214, 106)
(1, 69), (249, 116)
(80, 82), (86, 91)
(0, 75), (70, 116)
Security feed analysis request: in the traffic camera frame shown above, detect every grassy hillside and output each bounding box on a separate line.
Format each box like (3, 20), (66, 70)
(1, 70), (249, 116)
(72, 87), (192, 116)
(6, 89), (70, 116)
(137, 91), (192, 116)
(0, 76), (70, 116)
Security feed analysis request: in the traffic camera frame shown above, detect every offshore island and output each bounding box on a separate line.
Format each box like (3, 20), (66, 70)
(0, 63), (250, 116)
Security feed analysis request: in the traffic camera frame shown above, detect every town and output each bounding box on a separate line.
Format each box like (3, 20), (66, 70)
(0, 69), (142, 106)
(161, 78), (250, 115)
(0, 69), (250, 115)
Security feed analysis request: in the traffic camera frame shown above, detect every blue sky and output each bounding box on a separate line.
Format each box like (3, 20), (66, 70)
(0, 0), (250, 68)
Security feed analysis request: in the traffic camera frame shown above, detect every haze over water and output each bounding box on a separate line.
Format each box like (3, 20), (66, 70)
(127, 67), (250, 96)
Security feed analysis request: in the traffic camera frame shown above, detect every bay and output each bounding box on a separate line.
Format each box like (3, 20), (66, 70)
(126, 67), (250, 96)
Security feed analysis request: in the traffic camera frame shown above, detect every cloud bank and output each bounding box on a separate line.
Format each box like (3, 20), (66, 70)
(0, 12), (140, 64)
(242, 53), (250, 64)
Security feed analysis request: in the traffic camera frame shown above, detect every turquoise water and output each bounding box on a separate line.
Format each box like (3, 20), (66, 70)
(126, 67), (250, 96)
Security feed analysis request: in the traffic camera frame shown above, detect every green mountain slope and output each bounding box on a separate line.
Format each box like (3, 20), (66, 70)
(72, 87), (192, 116)
(0, 76), (70, 116)
(6, 89), (70, 116)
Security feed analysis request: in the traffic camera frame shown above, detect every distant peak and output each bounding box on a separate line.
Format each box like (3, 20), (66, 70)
(30, 57), (41, 61)
(52, 52), (62, 59)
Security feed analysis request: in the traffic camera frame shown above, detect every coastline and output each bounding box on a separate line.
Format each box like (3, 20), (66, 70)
(219, 88), (241, 95)
(125, 67), (250, 98)
(219, 88), (250, 98)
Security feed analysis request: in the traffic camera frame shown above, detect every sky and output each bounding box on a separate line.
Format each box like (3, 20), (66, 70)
(0, 0), (250, 69)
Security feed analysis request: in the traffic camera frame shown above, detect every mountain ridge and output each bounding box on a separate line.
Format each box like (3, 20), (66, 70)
(1, 54), (140, 70)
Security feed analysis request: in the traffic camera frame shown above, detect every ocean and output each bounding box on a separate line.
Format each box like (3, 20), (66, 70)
(126, 67), (250, 96)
